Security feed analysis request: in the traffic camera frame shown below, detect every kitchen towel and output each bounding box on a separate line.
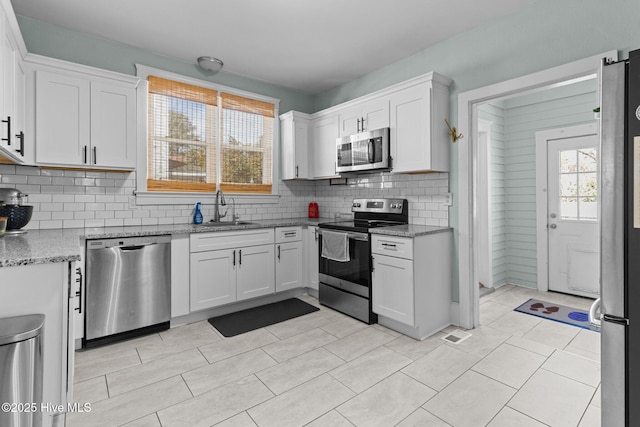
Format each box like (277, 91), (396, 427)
(321, 230), (350, 262)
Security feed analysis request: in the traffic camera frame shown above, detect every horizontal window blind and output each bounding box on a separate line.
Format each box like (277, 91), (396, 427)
(220, 93), (274, 194)
(146, 76), (275, 195)
(147, 75), (217, 192)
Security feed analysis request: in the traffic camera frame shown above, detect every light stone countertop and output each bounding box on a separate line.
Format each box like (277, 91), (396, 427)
(0, 218), (451, 267)
(0, 217), (333, 268)
(369, 224), (452, 238)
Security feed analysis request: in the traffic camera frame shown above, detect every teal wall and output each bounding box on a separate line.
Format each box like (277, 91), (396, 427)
(16, 16), (315, 115)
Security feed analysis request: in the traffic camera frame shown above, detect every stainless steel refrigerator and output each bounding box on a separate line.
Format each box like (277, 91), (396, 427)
(591, 48), (640, 427)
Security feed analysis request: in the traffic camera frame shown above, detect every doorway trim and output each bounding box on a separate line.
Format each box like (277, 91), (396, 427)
(534, 122), (599, 294)
(456, 50), (617, 329)
(477, 119), (494, 290)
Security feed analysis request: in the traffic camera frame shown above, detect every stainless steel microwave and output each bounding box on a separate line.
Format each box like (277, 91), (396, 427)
(336, 127), (390, 174)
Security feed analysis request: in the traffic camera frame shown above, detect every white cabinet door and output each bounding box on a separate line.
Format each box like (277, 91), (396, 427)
(1, 14), (14, 152)
(35, 70), (90, 166)
(389, 79), (450, 173)
(338, 98), (389, 137)
(372, 254), (415, 326)
(34, 65), (137, 169)
(280, 111), (310, 180)
(305, 226), (319, 291)
(389, 83), (431, 173)
(237, 244), (275, 301)
(12, 55), (26, 159)
(276, 240), (303, 292)
(90, 81), (136, 169)
(190, 249), (236, 311)
(0, 14), (26, 162)
(311, 114), (339, 178)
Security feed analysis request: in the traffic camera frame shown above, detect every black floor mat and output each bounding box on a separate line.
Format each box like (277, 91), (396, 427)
(208, 298), (320, 337)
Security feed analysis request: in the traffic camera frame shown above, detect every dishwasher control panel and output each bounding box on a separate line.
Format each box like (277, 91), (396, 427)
(86, 234), (171, 249)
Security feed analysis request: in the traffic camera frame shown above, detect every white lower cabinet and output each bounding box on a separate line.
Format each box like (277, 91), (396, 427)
(372, 254), (415, 325)
(190, 248), (236, 311)
(236, 244), (275, 300)
(189, 229), (275, 311)
(304, 226), (319, 292)
(371, 230), (452, 340)
(275, 226), (303, 292)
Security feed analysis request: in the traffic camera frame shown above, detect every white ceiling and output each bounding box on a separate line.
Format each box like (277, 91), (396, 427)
(11, 0), (538, 95)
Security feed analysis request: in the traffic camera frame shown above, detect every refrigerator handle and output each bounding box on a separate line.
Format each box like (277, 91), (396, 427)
(589, 297), (602, 330)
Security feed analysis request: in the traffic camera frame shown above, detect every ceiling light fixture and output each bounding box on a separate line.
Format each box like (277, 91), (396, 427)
(197, 56), (224, 73)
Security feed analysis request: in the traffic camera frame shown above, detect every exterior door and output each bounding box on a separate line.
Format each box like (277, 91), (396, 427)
(547, 134), (600, 297)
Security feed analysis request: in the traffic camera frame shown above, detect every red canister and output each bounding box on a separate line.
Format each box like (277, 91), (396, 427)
(308, 202), (319, 218)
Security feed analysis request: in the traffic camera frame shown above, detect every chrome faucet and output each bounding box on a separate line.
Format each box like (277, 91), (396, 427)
(214, 189), (227, 222)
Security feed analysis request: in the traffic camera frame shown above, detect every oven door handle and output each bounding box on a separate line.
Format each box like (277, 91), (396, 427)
(319, 229), (369, 242)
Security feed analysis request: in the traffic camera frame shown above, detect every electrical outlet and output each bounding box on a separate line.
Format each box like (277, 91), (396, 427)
(443, 193), (453, 207)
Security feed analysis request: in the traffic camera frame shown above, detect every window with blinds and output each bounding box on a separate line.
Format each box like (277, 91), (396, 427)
(147, 76), (274, 194)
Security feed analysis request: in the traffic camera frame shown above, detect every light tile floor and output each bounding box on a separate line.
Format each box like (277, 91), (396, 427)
(68, 285), (601, 427)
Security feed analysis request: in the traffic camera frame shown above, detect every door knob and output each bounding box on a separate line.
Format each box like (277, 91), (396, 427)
(549, 224), (557, 229)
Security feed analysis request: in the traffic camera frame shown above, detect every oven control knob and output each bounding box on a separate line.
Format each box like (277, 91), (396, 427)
(353, 202), (361, 208)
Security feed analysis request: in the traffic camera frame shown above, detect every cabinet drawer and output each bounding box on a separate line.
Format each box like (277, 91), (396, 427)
(275, 226), (302, 243)
(190, 228), (275, 252)
(371, 234), (413, 259)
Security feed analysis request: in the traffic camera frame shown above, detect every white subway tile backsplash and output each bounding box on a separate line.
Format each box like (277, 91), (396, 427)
(0, 167), (448, 229)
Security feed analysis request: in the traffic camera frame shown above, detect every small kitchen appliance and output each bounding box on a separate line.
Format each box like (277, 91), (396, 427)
(318, 198), (408, 323)
(336, 128), (391, 174)
(0, 188), (32, 234)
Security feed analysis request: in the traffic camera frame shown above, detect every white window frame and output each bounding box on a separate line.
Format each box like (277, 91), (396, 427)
(134, 64), (280, 205)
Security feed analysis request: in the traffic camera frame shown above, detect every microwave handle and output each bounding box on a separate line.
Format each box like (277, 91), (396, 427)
(368, 139), (375, 163)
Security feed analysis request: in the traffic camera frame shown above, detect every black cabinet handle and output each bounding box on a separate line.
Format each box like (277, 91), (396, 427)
(277, 245), (281, 260)
(2, 116), (11, 145)
(295, 165), (299, 178)
(83, 146), (88, 164)
(233, 250), (236, 266)
(93, 146), (97, 165)
(15, 131), (24, 156)
(239, 249), (242, 265)
(75, 267), (83, 314)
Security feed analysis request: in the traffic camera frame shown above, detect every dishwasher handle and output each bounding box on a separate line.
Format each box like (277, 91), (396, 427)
(119, 243), (156, 251)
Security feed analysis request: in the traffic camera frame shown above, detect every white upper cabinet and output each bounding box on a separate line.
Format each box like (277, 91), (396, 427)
(31, 57), (138, 170)
(310, 113), (339, 179)
(338, 97), (389, 137)
(0, 0), (28, 164)
(90, 81), (137, 169)
(35, 70), (90, 166)
(389, 74), (451, 173)
(280, 111), (311, 180)
(281, 71), (451, 179)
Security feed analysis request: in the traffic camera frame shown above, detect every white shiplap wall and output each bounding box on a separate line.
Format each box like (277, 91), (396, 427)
(478, 103), (507, 288)
(501, 79), (597, 288)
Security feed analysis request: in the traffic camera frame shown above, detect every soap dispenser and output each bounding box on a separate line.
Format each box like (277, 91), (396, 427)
(193, 202), (203, 224)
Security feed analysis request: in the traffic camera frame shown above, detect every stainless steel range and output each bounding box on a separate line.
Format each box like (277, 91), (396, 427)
(318, 198), (408, 323)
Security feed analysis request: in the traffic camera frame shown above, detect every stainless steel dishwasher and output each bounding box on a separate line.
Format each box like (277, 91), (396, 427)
(84, 235), (171, 348)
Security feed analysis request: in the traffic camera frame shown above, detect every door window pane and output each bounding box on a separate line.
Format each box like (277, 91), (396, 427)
(561, 197), (578, 220)
(558, 147), (598, 221)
